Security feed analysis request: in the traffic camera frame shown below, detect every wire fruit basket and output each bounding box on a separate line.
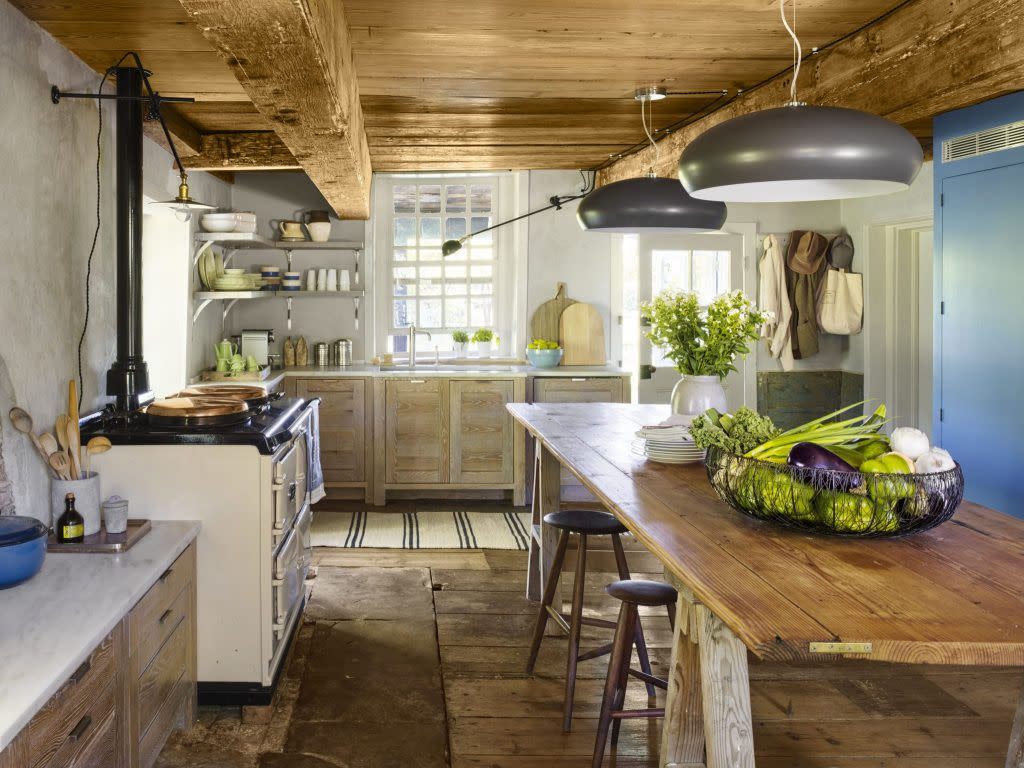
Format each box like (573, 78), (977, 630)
(704, 446), (964, 537)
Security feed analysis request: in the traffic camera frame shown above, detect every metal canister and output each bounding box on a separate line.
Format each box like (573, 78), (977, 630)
(313, 342), (330, 367)
(331, 338), (353, 367)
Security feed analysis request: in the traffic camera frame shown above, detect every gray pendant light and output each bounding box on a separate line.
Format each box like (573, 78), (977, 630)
(678, 0), (923, 203)
(577, 176), (726, 232)
(578, 88), (727, 233)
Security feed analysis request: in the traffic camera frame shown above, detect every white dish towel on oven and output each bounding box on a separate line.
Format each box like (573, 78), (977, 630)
(306, 399), (326, 505)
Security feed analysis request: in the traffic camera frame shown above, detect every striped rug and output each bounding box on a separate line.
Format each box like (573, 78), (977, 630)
(312, 510), (533, 550)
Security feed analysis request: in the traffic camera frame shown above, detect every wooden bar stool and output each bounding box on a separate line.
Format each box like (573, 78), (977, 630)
(592, 579), (677, 768)
(525, 510), (658, 731)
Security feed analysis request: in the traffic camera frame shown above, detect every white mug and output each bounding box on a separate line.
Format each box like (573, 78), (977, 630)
(339, 269), (351, 291)
(306, 269), (316, 291)
(316, 268), (328, 292)
(327, 269), (338, 291)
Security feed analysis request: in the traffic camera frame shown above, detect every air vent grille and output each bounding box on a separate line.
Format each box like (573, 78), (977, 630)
(942, 120), (1024, 162)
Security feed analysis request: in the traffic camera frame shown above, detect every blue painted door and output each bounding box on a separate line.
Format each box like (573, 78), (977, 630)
(941, 161), (1024, 515)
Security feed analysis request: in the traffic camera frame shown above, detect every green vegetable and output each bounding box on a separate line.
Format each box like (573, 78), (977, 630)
(526, 338), (559, 350)
(690, 407), (780, 455)
(761, 472), (816, 521)
(861, 452), (915, 505)
(746, 401), (889, 462)
(857, 439), (889, 460)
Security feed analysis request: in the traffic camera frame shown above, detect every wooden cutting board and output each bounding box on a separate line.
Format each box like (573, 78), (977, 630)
(146, 397), (248, 417)
(529, 283), (576, 344)
(559, 302), (606, 365)
(181, 384), (267, 401)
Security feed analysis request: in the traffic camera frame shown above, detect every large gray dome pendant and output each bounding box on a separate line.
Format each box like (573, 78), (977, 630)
(678, 104), (924, 203)
(576, 176), (727, 233)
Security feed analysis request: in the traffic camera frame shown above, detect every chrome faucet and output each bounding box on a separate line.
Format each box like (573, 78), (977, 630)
(407, 324), (432, 368)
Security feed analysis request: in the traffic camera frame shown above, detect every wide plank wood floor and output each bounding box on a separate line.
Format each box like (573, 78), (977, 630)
(158, 508), (1022, 767)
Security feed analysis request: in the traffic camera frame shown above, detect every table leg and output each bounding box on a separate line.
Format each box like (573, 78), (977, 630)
(661, 594), (705, 768)
(526, 440), (562, 605)
(526, 444), (543, 601)
(1006, 675), (1024, 767)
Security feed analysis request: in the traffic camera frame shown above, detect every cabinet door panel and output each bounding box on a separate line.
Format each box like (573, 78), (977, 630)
(450, 380), (514, 484)
(533, 377), (623, 403)
(295, 379), (366, 482)
(385, 379), (448, 484)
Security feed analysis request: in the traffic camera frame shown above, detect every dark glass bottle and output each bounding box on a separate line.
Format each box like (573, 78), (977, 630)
(56, 492), (85, 543)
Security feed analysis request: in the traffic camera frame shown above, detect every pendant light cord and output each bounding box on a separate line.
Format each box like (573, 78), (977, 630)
(780, 0), (802, 103)
(640, 98), (660, 175)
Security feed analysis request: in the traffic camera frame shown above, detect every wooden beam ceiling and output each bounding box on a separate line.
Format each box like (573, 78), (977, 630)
(597, 0), (1024, 185)
(184, 132), (300, 172)
(177, 0), (372, 218)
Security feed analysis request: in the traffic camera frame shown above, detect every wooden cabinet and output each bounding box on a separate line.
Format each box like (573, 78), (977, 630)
(294, 379), (369, 491)
(450, 380), (515, 484)
(533, 376), (625, 403)
(384, 379), (449, 484)
(0, 542), (197, 768)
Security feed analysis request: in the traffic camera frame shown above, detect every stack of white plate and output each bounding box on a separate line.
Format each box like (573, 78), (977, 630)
(632, 425), (705, 465)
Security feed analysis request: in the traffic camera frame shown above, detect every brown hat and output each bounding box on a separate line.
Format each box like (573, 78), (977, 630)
(786, 230), (829, 275)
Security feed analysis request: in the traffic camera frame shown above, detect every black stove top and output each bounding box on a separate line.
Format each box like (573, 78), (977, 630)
(80, 397), (310, 455)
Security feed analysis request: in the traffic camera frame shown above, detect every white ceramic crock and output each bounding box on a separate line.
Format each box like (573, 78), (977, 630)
(50, 472), (101, 536)
(670, 375), (727, 416)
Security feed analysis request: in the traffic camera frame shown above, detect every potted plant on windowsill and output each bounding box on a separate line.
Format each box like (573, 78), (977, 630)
(641, 289), (767, 416)
(472, 328), (494, 358)
(452, 330), (469, 357)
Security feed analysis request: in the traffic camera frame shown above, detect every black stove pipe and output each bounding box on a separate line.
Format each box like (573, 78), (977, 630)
(105, 66), (151, 410)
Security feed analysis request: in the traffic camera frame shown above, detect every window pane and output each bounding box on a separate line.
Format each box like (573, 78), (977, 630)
(445, 217), (467, 241)
(445, 300), (468, 328)
(420, 217), (441, 246)
(652, 250), (691, 295)
(692, 250), (722, 306)
(445, 264), (467, 279)
(445, 185), (467, 213)
(420, 265), (442, 296)
(393, 247), (413, 262)
(420, 299), (442, 328)
(445, 282), (467, 296)
(469, 245), (493, 262)
(394, 299), (413, 327)
(470, 264), (492, 279)
(394, 217), (416, 246)
(470, 216), (492, 243)
(418, 185), (441, 213)
(470, 297), (493, 326)
(393, 265), (416, 297)
(393, 185), (416, 214)
(470, 185), (492, 212)
(420, 247), (442, 262)
(470, 282), (492, 295)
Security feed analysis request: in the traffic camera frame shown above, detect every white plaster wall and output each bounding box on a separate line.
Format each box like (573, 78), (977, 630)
(219, 173), (369, 365)
(0, 2), (229, 522)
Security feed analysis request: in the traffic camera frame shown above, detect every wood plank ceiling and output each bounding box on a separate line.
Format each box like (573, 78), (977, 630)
(13, 0), (909, 173)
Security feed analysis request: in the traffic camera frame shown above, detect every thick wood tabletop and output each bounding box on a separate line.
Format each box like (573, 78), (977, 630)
(509, 402), (1024, 665)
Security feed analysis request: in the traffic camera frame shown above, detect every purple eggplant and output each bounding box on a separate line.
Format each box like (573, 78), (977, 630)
(786, 442), (861, 491)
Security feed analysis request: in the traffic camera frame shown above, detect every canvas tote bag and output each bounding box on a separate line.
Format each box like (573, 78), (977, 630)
(817, 267), (863, 335)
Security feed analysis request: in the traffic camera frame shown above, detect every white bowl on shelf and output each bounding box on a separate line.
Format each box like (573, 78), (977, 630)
(233, 212), (257, 233)
(201, 213), (239, 232)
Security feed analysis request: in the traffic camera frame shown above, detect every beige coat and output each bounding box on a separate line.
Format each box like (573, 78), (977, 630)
(758, 235), (794, 371)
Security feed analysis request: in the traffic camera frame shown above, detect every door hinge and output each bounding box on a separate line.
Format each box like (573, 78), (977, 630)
(940, 192), (944, 206)
(940, 408), (945, 422)
(940, 300), (945, 315)
(617, 314), (623, 326)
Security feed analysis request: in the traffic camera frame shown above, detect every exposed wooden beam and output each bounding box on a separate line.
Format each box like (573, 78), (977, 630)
(183, 132), (301, 172)
(178, 0), (372, 219)
(597, 0), (1024, 185)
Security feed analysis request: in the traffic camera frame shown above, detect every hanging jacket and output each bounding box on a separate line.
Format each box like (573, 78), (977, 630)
(758, 234), (794, 371)
(784, 231), (829, 360)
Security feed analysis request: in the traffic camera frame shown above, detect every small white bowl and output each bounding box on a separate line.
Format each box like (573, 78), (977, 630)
(201, 213), (239, 232)
(223, 268), (245, 276)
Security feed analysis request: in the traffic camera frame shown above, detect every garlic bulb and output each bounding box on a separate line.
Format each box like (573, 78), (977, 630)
(915, 447), (955, 474)
(891, 427), (930, 461)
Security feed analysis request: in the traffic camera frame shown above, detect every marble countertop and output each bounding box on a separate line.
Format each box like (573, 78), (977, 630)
(261, 363), (628, 391)
(0, 520), (200, 751)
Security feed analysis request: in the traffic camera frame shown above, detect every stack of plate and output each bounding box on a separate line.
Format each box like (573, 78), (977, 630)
(196, 245), (225, 290)
(632, 425), (705, 465)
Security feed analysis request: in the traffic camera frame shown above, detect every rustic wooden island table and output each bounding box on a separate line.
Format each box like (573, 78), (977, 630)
(508, 401), (1024, 767)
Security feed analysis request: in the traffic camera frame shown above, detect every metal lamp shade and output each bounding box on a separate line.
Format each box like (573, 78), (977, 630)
(678, 105), (924, 203)
(577, 176), (727, 233)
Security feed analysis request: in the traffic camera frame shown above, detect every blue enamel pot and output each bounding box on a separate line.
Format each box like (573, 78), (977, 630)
(0, 516), (48, 589)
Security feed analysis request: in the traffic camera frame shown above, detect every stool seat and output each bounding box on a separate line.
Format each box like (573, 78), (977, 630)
(543, 509), (627, 536)
(606, 579), (678, 607)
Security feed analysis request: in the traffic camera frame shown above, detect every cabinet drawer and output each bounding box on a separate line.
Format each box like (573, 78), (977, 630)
(137, 616), (188, 741)
(66, 696), (117, 768)
(130, 544), (194, 670)
(533, 377), (623, 403)
(27, 633), (116, 768)
(30, 676), (116, 768)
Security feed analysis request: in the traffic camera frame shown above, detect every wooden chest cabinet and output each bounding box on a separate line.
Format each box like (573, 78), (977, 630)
(532, 376), (625, 404)
(294, 378), (369, 491)
(0, 542), (197, 768)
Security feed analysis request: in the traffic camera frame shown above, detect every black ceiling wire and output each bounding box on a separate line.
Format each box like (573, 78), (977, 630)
(585, 0), (918, 174)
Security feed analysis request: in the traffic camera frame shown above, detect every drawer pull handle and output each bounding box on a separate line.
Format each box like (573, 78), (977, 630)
(70, 659), (91, 684)
(409, 379), (426, 384)
(159, 608), (174, 625)
(68, 715), (91, 743)
(570, 377), (586, 382)
(159, 567), (173, 582)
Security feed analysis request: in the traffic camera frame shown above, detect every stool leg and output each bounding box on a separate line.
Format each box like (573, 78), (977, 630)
(564, 532), (588, 732)
(526, 529), (569, 674)
(593, 602), (637, 768)
(611, 534), (657, 705)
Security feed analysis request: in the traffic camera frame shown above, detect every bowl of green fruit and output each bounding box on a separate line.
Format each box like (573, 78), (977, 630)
(526, 339), (563, 368)
(693, 403), (964, 537)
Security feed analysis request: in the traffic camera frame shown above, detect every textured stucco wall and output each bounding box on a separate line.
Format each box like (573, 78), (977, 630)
(0, 2), (230, 522)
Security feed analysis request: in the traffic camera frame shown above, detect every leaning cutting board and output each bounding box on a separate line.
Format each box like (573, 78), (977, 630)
(529, 283), (576, 343)
(559, 302), (606, 365)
